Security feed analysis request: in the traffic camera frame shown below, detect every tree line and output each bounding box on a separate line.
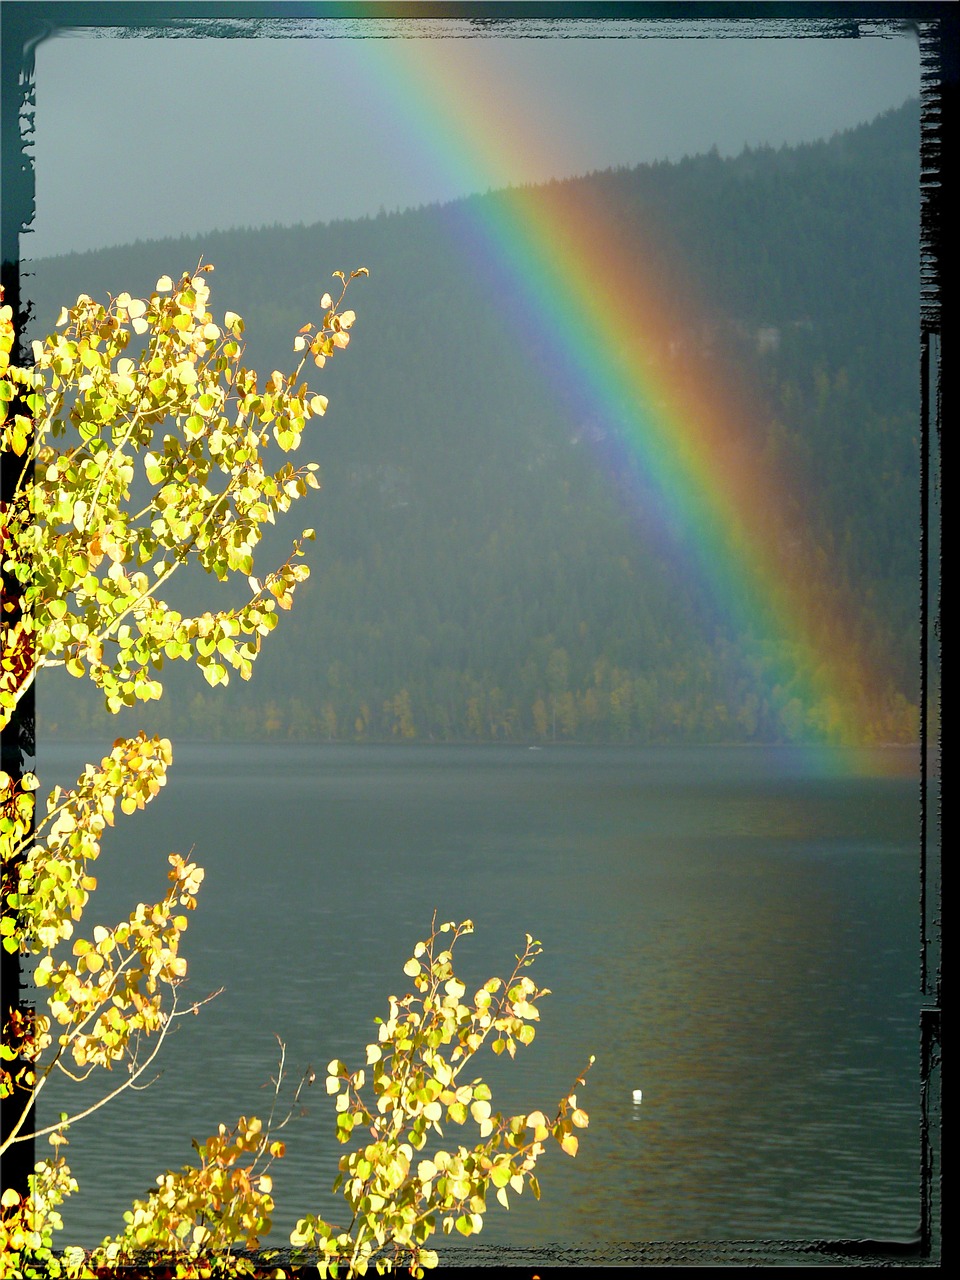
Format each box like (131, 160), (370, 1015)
(27, 100), (924, 746)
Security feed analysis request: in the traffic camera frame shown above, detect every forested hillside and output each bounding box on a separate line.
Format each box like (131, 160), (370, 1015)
(27, 100), (923, 745)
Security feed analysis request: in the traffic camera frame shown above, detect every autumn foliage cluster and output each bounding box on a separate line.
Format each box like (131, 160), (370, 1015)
(0, 268), (589, 1277)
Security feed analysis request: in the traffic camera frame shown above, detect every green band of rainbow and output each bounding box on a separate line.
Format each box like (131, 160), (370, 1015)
(335, 33), (916, 766)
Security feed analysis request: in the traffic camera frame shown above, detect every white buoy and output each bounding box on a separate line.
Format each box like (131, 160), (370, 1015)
(632, 1089), (643, 1104)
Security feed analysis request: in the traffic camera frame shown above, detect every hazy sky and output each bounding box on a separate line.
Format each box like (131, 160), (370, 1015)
(23, 15), (921, 261)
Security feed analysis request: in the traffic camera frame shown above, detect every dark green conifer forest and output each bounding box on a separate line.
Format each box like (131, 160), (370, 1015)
(28, 100), (925, 745)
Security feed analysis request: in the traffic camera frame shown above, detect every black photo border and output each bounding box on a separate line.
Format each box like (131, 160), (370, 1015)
(0, 2), (945, 1270)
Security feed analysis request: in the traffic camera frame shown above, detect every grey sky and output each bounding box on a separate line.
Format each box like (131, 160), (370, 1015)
(24, 20), (921, 261)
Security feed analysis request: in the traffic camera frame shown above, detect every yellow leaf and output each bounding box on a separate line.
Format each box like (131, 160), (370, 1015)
(560, 1133), (579, 1157)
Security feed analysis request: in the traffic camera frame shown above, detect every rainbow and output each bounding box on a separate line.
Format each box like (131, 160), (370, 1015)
(343, 32), (916, 768)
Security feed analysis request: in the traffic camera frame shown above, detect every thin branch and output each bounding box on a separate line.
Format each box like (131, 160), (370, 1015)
(13, 993), (179, 1142)
(80, 406), (151, 532)
(53, 1060), (94, 1083)
(0, 945), (143, 1155)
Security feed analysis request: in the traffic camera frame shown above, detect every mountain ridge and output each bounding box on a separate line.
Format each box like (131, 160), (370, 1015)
(29, 98), (924, 746)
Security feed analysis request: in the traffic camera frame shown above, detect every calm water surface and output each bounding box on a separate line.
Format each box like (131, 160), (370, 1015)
(36, 743), (922, 1250)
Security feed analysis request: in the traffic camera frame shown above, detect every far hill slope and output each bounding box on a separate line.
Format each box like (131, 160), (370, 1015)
(29, 100), (923, 744)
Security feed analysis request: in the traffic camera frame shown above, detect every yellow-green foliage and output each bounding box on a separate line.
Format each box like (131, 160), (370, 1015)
(0, 270), (589, 1277)
(292, 919), (592, 1276)
(0, 266), (362, 720)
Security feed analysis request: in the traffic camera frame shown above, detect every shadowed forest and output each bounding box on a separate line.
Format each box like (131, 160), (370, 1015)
(27, 100), (924, 746)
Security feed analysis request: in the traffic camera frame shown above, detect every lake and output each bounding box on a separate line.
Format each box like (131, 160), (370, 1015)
(34, 742), (923, 1255)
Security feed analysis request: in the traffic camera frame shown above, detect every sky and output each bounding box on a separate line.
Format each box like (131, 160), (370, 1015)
(22, 15), (921, 261)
